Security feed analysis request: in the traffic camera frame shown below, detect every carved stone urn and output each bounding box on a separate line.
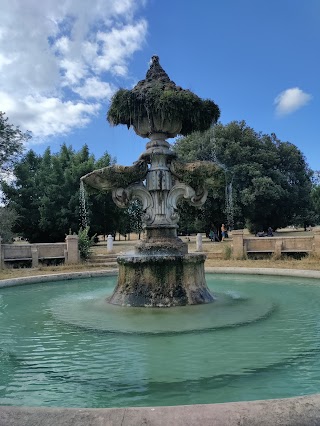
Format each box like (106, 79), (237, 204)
(81, 56), (220, 307)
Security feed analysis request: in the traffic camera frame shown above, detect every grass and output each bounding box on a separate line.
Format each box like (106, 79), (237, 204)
(1, 229), (319, 281)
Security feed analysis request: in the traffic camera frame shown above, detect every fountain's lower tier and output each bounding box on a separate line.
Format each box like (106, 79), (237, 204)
(108, 253), (215, 307)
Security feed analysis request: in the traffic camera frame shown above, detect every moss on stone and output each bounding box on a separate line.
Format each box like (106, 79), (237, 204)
(107, 56), (220, 137)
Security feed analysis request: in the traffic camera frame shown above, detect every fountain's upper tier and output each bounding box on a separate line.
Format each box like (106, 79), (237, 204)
(107, 56), (220, 138)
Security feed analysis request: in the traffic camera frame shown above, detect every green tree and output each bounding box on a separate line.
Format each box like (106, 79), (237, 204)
(311, 186), (320, 225)
(2, 150), (44, 241)
(0, 112), (29, 173)
(0, 206), (18, 242)
(310, 171), (320, 226)
(174, 121), (313, 233)
(89, 191), (119, 239)
(127, 199), (144, 238)
(1, 144), (116, 242)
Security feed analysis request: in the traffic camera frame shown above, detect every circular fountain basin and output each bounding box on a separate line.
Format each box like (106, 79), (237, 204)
(1, 271), (320, 409)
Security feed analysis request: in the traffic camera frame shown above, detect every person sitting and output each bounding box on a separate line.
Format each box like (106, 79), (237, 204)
(267, 227), (273, 237)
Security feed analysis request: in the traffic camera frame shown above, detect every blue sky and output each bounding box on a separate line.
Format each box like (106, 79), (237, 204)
(1, 0), (319, 170)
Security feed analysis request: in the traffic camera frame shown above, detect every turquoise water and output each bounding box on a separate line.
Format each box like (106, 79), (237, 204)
(1, 274), (320, 408)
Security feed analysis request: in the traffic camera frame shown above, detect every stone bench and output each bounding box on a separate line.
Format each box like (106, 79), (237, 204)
(232, 229), (320, 259)
(0, 235), (80, 268)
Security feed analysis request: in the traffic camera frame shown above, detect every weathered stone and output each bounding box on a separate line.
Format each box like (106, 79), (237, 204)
(81, 57), (217, 307)
(109, 253), (214, 307)
(1, 393), (320, 426)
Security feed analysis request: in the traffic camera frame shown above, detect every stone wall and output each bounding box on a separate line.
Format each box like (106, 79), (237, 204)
(231, 229), (320, 259)
(0, 235), (79, 268)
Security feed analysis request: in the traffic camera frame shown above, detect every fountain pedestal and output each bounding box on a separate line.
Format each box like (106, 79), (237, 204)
(112, 133), (214, 306)
(82, 133), (216, 307)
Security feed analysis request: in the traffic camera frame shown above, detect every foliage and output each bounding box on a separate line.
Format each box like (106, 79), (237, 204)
(77, 227), (95, 260)
(89, 191), (120, 238)
(0, 112), (30, 173)
(107, 56), (220, 136)
(127, 199), (144, 237)
(81, 160), (148, 191)
(223, 244), (232, 260)
(310, 172), (320, 225)
(171, 160), (220, 195)
(174, 121), (314, 233)
(1, 144), (117, 242)
(311, 187), (320, 217)
(0, 206), (18, 243)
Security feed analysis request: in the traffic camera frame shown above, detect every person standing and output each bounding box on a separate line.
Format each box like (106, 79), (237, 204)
(221, 223), (226, 242)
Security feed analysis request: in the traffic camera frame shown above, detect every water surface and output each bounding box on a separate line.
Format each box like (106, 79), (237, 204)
(0, 274), (320, 408)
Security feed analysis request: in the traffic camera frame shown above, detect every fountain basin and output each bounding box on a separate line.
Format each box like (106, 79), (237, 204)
(1, 269), (320, 410)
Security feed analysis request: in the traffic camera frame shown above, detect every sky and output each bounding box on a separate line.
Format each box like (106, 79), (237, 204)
(1, 0), (319, 171)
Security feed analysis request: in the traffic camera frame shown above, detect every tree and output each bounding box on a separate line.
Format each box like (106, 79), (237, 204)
(127, 199), (144, 238)
(1, 144), (116, 242)
(89, 191), (119, 239)
(0, 206), (18, 243)
(0, 112), (29, 173)
(310, 171), (320, 225)
(174, 121), (314, 233)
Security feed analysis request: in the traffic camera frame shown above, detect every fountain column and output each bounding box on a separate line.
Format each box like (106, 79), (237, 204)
(107, 133), (214, 307)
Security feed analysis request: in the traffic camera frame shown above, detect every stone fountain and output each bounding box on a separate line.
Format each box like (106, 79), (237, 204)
(81, 56), (220, 307)
(2, 59), (320, 423)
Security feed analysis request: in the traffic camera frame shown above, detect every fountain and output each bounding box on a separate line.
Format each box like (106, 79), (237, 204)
(81, 55), (220, 307)
(1, 57), (320, 424)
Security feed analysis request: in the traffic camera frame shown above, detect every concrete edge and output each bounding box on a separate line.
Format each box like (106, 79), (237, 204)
(1, 266), (320, 289)
(206, 266), (320, 279)
(0, 269), (118, 288)
(1, 394), (320, 426)
(1, 267), (320, 425)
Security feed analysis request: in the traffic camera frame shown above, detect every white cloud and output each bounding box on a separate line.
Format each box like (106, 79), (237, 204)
(95, 21), (148, 74)
(54, 36), (70, 55)
(60, 58), (88, 86)
(73, 78), (115, 100)
(0, 92), (100, 138)
(274, 87), (312, 116)
(0, 0), (147, 141)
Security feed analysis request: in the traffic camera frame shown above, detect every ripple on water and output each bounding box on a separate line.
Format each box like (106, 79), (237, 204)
(49, 288), (275, 335)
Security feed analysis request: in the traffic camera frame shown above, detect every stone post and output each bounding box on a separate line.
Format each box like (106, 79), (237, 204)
(313, 229), (320, 256)
(196, 233), (203, 252)
(232, 230), (244, 259)
(273, 239), (282, 258)
(65, 235), (79, 264)
(31, 247), (39, 268)
(107, 234), (114, 253)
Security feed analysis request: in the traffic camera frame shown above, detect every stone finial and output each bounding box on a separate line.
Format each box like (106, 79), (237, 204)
(145, 55), (172, 84)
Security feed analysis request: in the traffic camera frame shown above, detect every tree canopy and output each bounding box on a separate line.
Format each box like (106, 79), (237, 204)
(0, 206), (18, 243)
(174, 121), (314, 233)
(1, 144), (118, 242)
(0, 112), (29, 173)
